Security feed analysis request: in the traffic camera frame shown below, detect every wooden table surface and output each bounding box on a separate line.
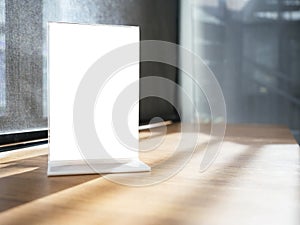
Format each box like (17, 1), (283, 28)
(0, 123), (299, 225)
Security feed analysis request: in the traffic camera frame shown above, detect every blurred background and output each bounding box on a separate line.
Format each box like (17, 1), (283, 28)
(181, 0), (300, 142)
(0, 0), (299, 146)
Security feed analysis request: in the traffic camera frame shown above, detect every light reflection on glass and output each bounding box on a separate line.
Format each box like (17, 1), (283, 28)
(182, 0), (300, 142)
(0, 0), (5, 116)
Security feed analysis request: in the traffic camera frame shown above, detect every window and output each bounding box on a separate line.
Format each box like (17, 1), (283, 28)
(0, 0), (47, 148)
(180, 0), (300, 142)
(0, 1), (4, 117)
(0, 1), (46, 134)
(0, 0), (179, 148)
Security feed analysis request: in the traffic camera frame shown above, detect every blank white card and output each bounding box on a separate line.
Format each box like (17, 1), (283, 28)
(48, 22), (150, 176)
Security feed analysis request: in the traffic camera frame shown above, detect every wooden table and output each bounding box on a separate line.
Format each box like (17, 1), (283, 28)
(0, 124), (299, 225)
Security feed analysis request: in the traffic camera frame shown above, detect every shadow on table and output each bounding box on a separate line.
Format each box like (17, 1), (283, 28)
(0, 154), (99, 212)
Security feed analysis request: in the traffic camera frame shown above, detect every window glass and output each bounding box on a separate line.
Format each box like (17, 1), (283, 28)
(0, 0), (179, 137)
(181, 0), (300, 142)
(0, 1), (5, 117)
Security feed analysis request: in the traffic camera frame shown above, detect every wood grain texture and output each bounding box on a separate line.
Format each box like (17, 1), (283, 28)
(0, 123), (299, 225)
